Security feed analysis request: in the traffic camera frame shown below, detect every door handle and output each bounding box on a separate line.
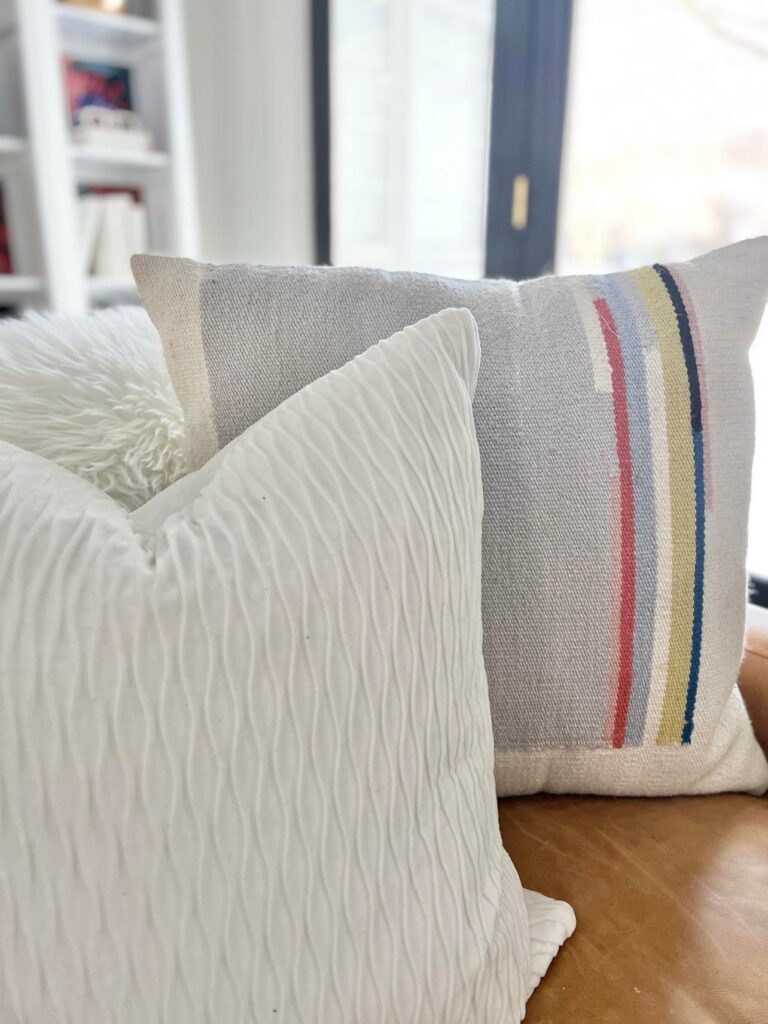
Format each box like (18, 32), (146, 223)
(510, 173), (529, 231)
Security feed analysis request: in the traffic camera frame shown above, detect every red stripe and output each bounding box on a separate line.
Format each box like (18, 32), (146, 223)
(594, 298), (635, 748)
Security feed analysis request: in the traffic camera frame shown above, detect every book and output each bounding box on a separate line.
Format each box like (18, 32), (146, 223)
(93, 193), (134, 277)
(77, 186), (148, 277)
(0, 186), (12, 274)
(71, 107), (152, 150)
(78, 195), (104, 274)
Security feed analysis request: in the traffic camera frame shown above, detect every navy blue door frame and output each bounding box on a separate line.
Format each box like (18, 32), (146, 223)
(311, 0), (574, 279)
(484, 0), (574, 280)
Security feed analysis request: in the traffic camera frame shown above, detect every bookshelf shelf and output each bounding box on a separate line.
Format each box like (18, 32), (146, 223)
(71, 145), (170, 173)
(56, 5), (159, 57)
(0, 135), (26, 165)
(0, 274), (43, 300)
(86, 274), (138, 303)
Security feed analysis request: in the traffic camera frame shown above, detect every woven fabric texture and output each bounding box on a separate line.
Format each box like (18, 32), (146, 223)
(0, 309), (574, 1022)
(133, 239), (768, 796)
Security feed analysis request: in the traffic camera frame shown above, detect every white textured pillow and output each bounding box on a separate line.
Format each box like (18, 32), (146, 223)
(0, 306), (185, 509)
(0, 308), (573, 1023)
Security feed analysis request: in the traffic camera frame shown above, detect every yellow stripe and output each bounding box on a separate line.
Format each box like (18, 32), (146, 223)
(631, 267), (695, 744)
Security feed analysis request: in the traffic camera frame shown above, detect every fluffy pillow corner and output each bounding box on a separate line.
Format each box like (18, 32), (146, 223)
(0, 306), (572, 1021)
(133, 236), (768, 798)
(0, 304), (187, 510)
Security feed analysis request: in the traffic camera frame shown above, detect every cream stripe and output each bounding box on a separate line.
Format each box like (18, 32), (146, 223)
(641, 344), (672, 746)
(572, 285), (613, 393)
(184, 267), (220, 467)
(131, 255), (220, 468)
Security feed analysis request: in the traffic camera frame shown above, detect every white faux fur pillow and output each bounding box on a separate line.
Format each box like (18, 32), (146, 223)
(0, 307), (185, 509)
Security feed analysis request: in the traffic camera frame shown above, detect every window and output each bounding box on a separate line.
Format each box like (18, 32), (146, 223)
(329, 0), (495, 277)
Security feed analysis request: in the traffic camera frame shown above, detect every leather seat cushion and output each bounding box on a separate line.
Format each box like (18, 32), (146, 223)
(500, 794), (768, 1023)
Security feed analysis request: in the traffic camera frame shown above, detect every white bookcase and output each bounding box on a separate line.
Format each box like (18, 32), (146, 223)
(0, 0), (197, 314)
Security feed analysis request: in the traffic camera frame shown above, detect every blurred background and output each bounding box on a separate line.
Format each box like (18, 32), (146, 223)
(0, 0), (766, 592)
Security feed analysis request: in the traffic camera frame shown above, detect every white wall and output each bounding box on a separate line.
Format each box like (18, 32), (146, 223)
(182, 0), (315, 265)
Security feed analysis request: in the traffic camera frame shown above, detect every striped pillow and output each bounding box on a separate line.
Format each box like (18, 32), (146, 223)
(132, 239), (768, 797)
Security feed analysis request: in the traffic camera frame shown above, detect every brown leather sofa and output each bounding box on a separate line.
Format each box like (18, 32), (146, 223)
(500, 604), (768, 1024)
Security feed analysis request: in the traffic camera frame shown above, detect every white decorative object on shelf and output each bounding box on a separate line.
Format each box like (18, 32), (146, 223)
(71, 106), (153, 151)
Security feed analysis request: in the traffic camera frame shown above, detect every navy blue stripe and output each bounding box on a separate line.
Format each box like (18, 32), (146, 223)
(684, 429), (706, 743)
(654, 264), (702, 432)
(654, 263), (706, 744)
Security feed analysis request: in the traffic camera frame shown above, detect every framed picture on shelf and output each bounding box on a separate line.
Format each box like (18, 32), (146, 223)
(63, 60), (153, 150)
(0, 185), (13, 275)
(64, 59), (133, 126)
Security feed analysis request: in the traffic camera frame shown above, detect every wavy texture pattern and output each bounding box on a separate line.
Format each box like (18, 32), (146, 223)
(524, 890), (576, 996)
(0, 308), (572, 1023)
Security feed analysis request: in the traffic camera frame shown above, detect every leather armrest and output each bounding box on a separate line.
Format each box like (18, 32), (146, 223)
(739, 603), (768, 758)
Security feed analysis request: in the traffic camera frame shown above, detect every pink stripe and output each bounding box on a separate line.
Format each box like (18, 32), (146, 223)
(595, 298), (636, 748)
(603, 475), (623, 745)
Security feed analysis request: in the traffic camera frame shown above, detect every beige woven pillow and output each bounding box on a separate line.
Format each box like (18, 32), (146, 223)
(133, 239), (768, 797)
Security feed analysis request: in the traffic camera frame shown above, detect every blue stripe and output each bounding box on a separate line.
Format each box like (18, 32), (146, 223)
(654, 264), (706, 744)
(601, 277), (657, 745)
